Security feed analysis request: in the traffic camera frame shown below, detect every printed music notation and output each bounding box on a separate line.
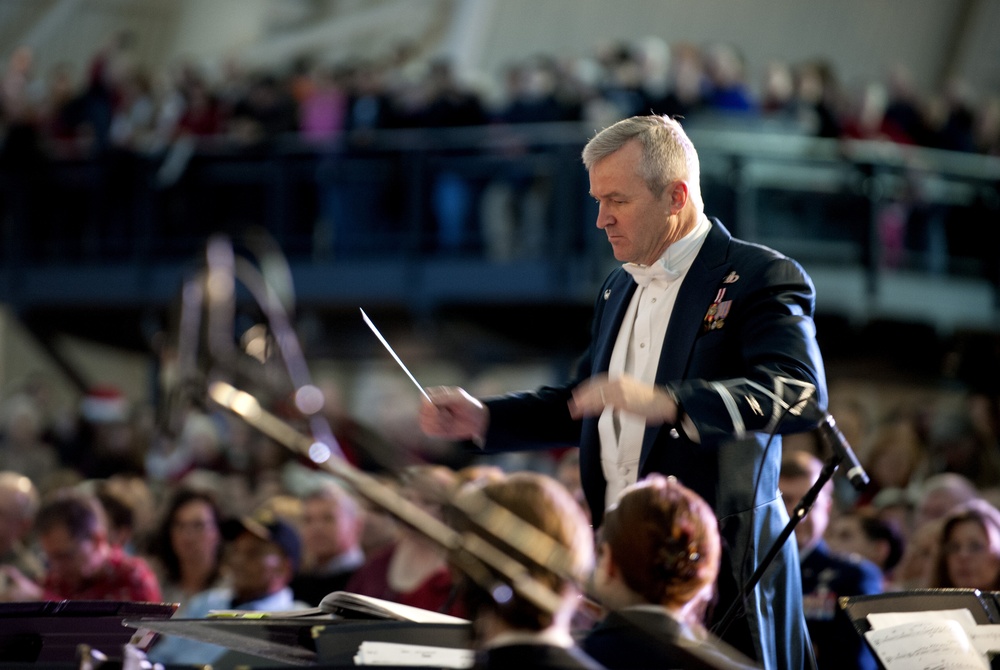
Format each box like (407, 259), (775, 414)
(863, 608), (1000, 670)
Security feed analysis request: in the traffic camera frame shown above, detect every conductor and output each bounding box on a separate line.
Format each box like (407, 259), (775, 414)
(420, 114), (827, 670)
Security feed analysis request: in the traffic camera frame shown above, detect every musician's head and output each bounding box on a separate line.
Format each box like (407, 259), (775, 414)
(453, 471), (594, 640)
(592, 474), (720, 624)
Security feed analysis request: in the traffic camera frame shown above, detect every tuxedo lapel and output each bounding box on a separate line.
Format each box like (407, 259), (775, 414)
(639, 220), (732, 467)
(593, 272), (638, 373)
(657, 222), (732, 383)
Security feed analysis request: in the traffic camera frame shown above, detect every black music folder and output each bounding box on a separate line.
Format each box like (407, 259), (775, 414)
(126, 593), (474, 669)
(126, 616), (472, 668)
(0, 600), (177, 665)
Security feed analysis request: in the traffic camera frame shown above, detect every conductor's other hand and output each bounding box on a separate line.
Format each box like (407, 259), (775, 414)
(569, 373), (678, 425)
(420, 386), (489, 443)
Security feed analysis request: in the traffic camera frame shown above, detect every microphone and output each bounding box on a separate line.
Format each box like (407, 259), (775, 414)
(815, 413), (870, 491)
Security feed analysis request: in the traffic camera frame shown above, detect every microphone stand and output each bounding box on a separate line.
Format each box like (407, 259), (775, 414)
(713, 451), (842, 640)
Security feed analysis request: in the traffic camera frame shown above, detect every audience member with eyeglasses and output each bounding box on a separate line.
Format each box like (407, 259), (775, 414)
(142, 487), (225, 608)
(0, 487), (161, 602)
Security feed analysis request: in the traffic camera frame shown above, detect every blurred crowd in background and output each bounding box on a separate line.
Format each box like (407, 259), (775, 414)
(2, 31), (997, 282)
(1, 352), (999, 585)
(0, 31), (998, 161)
(0, 348), (998, 666)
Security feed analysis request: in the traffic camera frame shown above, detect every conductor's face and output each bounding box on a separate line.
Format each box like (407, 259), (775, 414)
(589, 139), (675, 266)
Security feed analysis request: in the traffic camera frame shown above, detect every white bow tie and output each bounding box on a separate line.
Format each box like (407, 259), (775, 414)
(622, 261), (681, 288)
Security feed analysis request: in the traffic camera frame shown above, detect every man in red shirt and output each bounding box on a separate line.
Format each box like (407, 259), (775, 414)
(1, 489), (161, 602)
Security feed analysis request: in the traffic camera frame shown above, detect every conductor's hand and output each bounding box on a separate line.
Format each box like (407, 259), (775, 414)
(420, 386), (489, 443)
(569, 373), (678, 425)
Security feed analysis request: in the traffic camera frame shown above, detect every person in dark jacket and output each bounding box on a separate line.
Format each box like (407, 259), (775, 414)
(583, 473), (758, 669)
(781, 450), (882, 670)
(421, 114), (827, 669)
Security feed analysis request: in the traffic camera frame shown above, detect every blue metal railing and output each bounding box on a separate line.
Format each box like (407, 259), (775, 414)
(1, 121), (998, 315)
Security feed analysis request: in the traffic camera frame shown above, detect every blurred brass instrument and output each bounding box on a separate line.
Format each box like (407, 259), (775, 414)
(169, 231), (581, 617)
(208, 380), (573, 616)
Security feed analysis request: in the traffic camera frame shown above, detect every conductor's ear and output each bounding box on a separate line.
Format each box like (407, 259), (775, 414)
(669, 180), (690, 213)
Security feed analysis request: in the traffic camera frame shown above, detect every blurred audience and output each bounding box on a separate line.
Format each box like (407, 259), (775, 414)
(345, 465), (465, 617)
(290, 482), (365, 606)
(925, 400), (1000, 490)
(63, 385), (145, 479)
(702, 43), (755, 114)
(355, 474), (403, 558)
(94, 481), (137, 551)
(553, 450), (589, 524)
(929, 499), (1000, 591)
(0, 393), (61, 488)
(203, 508), (305, 612)
(1, 35), (997, 168)
(0, 487), (160, 602)
(0, 471), (43, 581)
(855, 413), (926, 508)
(868, 486), (914, 545)
(145, 410), (229, 483)
(826, 507), (905, 590)
(148, 507), (308, 666)
(893, 517), (946, 591)
(143, 487), (225, 607)
(912, 472), (979, 530)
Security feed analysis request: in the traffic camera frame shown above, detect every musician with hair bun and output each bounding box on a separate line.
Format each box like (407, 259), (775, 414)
(583, 474), (757, 669)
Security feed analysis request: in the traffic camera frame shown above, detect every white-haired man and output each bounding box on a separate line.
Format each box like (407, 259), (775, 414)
(421, 114), (828, 669)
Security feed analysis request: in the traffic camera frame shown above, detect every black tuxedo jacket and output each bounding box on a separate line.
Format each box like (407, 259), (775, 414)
(801, 541), (882, 670)
(475, 643), (606, 670)
(483, 218), (827, 669)
(583, 608), (760, 670)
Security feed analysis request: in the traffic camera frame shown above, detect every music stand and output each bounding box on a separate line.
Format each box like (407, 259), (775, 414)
(0, 600), (176, 665)
(126, 616), (473, 669)
(123, 616), (323, 667)
(840, 588), (998, 670)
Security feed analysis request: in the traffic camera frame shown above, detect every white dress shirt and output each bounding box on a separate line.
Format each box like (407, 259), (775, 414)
(599, 215), (711, 508)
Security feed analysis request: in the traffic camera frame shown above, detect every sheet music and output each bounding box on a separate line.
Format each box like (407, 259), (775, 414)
(864, 619), (989, 670)
(967, 624), (1000, 655)
(866, 608), (978, 631)
(319, 591), (470, 624)
(354, 641), (474, 667)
